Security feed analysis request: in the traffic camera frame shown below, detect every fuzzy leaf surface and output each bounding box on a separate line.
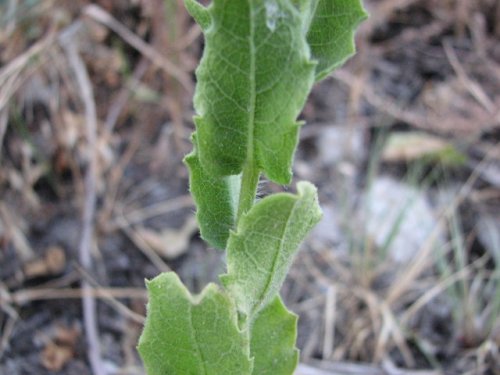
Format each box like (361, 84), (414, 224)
(221, 181), (322, 316)
(307, 0), (368, 80)
(138, 272), (252, 375)
(185, 134), (240, 249)
(250, 296), (299, 375)
(185, 0), (316, 184)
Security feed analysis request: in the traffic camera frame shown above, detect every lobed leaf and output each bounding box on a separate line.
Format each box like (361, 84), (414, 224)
(185, 133), (240, 249)
(221, 181), (322, 317)
(307, 0), (368, 81)
(184, 0), (366, 247)
(250, 296), (299, 375)
(186, 0), (316, 185)
(138, 273), (253, 375)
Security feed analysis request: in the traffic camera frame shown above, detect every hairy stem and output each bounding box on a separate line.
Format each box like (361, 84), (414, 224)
(236, 162), (260, 224)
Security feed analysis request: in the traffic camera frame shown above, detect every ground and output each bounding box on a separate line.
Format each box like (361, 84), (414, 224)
(0, 0), (499, 374)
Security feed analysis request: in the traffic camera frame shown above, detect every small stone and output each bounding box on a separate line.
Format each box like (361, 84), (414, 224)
(363, 177), (444, 264)
(316, 126), (365, 165)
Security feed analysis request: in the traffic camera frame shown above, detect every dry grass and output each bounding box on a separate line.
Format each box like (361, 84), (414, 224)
(286, 153), (499, 373)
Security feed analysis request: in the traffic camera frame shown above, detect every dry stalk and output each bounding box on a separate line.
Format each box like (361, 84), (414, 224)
(83, 4), (192, 92)
(10, 286), (147, 305)
(112, 193), (193, 229)
(104, 58), (150, 132)
(117, 215), (172, 273)
(0, 315), (17, 358)
(0, 109), (8, 158)
(98, 123), (143, 231)
(323, 285), (337, 359)
(386, 149), (495, 305)
(60, 22), (104, 375)
(442, 40), (496, 114)
(77, 264), (146, 325)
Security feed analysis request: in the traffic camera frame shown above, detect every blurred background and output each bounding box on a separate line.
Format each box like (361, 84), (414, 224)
(0, 0), (499, 374)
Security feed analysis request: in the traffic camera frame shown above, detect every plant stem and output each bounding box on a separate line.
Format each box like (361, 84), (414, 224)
(236, 162), (260, 224)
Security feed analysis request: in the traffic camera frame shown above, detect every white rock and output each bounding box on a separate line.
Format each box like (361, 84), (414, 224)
(477, 214), (500, 266)
(316, 126), (365, 165)
(364, 177), (444, 264)
(311, 205), (344, 249)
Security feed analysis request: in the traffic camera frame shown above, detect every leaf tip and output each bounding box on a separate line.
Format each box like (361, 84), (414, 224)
(184, 0), (211, 30)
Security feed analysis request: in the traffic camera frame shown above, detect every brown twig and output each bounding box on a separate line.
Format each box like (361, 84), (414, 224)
(0, 282), (18, 357)
(111, 193), (193, 229)
(83, 4), (192, 93)
(298, 361), (384, 375)
(76, 265), (146, 324)
(362, 0), (422, 36)
(150, 0), (190, 152)
(4, 285), (146, 325)
(322, 285), (337, 360)
(0, 109), (8, 159)
(0, 203), (35, 261)
(10, 287), (147, 304)
(60, 22), (105, 375)
(442, 40), (496, 114)
(104, 58), (150, 133)
(176, 23), (203, 51)
(298, 359), (442, 375)
(0, 315), (17, 358)
(400, 254), (490, 325)
(98, 116), (143, 231)
(0, 30), (55, 86)
(333, 69), (426, 129)
(386, 148), (495, 306)
(117, 216), (172, 273)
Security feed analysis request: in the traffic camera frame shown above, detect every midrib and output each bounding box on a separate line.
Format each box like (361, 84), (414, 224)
(250, 200), (296, 319)
(188, 305), (208, 375)
(246, 0), (256, 167)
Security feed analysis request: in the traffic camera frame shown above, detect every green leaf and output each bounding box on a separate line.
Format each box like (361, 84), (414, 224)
(185, 133), (240, 249)
(250, 296), (299, 375)
(138, 273), (253, 375)
(187, 0), (316, 184)
(184, 0), (211, 30)
(221, 181), (322, 317)
(307, 0), (368, 81)
(290, 0), (320, 32)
